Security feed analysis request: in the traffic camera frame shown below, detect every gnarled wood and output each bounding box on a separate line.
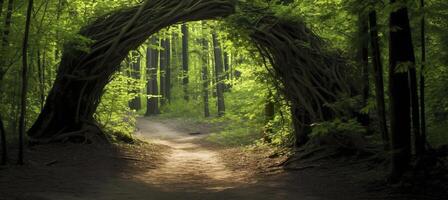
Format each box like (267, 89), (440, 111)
(28, 0), (236, 142)
(28, 0), (354, 145)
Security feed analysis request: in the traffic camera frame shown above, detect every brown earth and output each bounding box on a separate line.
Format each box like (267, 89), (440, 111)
(0, 117), (444, 200)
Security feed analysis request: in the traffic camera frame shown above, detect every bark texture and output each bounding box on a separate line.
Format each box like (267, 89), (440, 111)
(241, 6), (355, 145)
(28, 0), (354, 145)
(0, 115), (6, 165)
(369, 10), (389, 150)
(28, 0), (236, 142)
(388, 0), (414, 181)
(212, 31), (226, 117)
(146, 37), (160, 116)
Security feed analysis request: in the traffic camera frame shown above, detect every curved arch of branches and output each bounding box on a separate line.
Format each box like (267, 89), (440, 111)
(27, 0), (355, 143)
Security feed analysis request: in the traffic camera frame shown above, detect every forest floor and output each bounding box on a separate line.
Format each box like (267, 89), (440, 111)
(0, 117), (446, 200)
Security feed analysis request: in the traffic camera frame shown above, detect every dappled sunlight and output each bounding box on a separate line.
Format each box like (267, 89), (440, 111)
(1, 0), (447, 199)
(134, 117), (254, 192)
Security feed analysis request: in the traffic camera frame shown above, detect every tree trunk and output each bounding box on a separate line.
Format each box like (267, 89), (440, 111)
(171, 31), (179, 82)
(146, 37), (160, 116)
(358, 11), (370, 128)
(223, 51), (231, 91)
(418, 0), (427, 155)
(129, 53), (141, 111)
(265, 90), (275, 122)
(369, 10), (390, 150)
(163, 38), (172, 104)
(388, 0), (414, 181)
(409, 48), (421, 157)
(0, 0), (4, 18)
(181, 23), (189, 101)
(160, 39), (167, 105)
(0, 114), (7, 165)
(201, 23), (210, 118)
(27, 0), (235, 142)
(292, 106), (310, 147)
(223, 52), (230, 78)
(37, 49), (45, 110)
(26, 0), (353, 146)
(358, 12), (370, 128)
(0, 0), (14, 80)
(1, 0), (13, 47)
(18, 0), (33, 165)
(212, 32), (225, 117)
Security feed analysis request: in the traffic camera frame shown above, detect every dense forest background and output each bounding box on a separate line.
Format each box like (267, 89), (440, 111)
(0, 0), (447, 185)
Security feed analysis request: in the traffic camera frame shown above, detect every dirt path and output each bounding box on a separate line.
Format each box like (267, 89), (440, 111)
(2, 117), (435, 200)
(133, 117), (252, 192)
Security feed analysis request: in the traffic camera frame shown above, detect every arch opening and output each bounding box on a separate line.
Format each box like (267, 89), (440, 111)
(27, 0), (355, 145)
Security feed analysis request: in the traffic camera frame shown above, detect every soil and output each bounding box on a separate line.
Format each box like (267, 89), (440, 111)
(0, 117), (445, 200)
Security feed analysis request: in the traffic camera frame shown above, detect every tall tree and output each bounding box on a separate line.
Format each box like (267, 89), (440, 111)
(160, 39), (167, 105)
(181, 24), (189, 101)
(388, 0), (415, 181)
(0, 1), (14, 159)
(37, 50), (46, 110)
(145, 37), (160, 116)
(223, 51), (231, 90)
(358, 11), (370, 128)
(0, 114), (6, 165)
(0, 0), (4, 18)
(171, 31), (179, 89)
(1, 0), (13, 47)
(212, 31), (225, 117)
(129, 53), (142, 111)
(0, 0), (14, 80)
(201, 23), (210, 118)
(417, 0), (427, 155)
(18, 0), (33, 165)
(224, 52), (230, 79)
(164, 38), (172, 104)
(369, 9), (390, 150)
(408, 36), (422, 158)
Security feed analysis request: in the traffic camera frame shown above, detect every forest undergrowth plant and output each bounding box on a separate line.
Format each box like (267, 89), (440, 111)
(94, 72), (144, 143)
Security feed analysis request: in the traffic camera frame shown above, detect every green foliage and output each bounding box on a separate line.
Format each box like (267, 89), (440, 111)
(94, 72), (144, 142)
(310, 118), (366, 138)
(427, 121), (448, 148)
(262, 107), (294, 146)
(207, 123), (263, 146)
(0, 0), (447, 150)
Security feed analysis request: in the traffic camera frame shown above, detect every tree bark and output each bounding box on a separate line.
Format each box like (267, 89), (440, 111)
(37, 49), (45, 110)
(129, 53), (142, 111)
(1, 0), (13, 47)
(223, 51), (231, 91)
(18, 0), (33, 165)
(0, 0), (4, 18)
(160, 39), (167, 105)
(28, 0), (235, 142)
(369, 10), (389, 150)
(0, 0), (14, 81)
(201, 23), (210, 118)
(388, 0), (414, 181)
(292, 106), (310, 147)
(165, 38), (172, 103)
(26, 0), (353, 146)
(409, 51), (421, 156)
(358, 12), (370, 128)
(417, 0), (426, 155)
(212, 31), (225, 117)
(0, 114), (7, 165)
(146, 37), (160, 116)
(181, 23), (189, 101)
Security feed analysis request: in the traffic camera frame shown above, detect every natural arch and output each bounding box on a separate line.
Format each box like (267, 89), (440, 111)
(27, 0), (354, 144)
